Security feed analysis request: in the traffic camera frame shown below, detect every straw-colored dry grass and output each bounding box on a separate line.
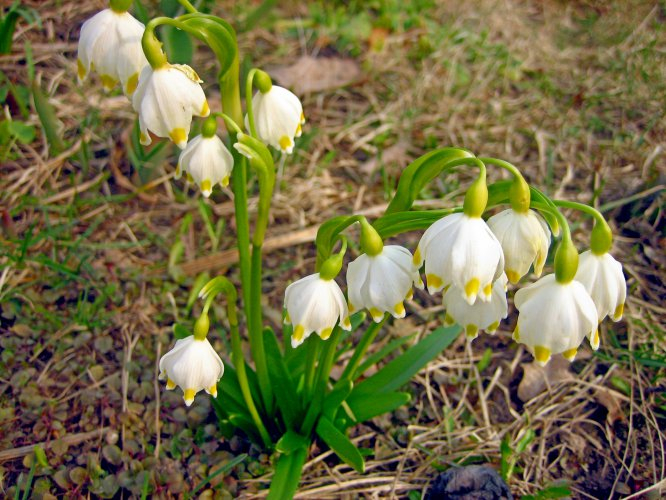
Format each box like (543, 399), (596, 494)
(1, 0), (664, 498)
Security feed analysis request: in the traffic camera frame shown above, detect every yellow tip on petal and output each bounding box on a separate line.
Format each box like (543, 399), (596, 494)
(562, 348), (578, 361)
(279, 135), (293, 152)
(348, 303), (355, 313)
(512, 325), (520, 342)
(100, 74), (117, 90)
(612, 303), (624, 321)
(591, 329), (600, 350)
(183, 388), (196, 406)
(319, 327), (332, 340)
(77, 58), (86, 80)
(201, 179), (212, 197)
(506, 269), (521, 284)
(444, 313), (455, 326)
(465, 324), (479, 339)
(412, 248), (421, 266)
(186, 172), (194, 183)
(426, 273), (443, 290)
(207, 385), (218, 397)
(295, 122), (302, 137)
(126, 72), (139, 95)
(221, 176), (229, 187)
(534, 346), (551, 365)
(300, 112), (305, 124)
(405, 289), (413, 300)
(341, 317), (352, 330)
(140, 132), (151, 146)
(166, 378), (176, 390)
(465, 278), (480, 300)
(170, 128), (188, 148)
(393, 302), (405, 317)
(284, 311), (291, 324)
(482, 283), (492, 297)
(369, 307), (383, 321)
(487, 321), (499, 333)
(200, 100), (210, 117)
(292, 324), (305, 342)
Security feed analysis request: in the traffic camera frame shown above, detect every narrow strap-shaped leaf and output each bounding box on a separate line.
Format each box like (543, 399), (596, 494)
(352, 325), (460, 396)
(354, 332), (417, 379)
(316, 416), (365, 473)
(264, 328), (301, 429)
(266, 447), (307, 500)
(32, 80), (64, 154)
(346, 391), (411, 422)
(322, 379), (353, 418)
(228, 413), (261, 443)
(275, 430), (310, 454)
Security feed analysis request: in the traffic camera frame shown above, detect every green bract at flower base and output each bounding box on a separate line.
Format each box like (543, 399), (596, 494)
(77, 1), (627, 498)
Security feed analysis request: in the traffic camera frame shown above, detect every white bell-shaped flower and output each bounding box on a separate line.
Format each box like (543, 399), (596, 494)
(159, 336), (224, 406)
(176, 134), (234, 197)
(132, 63), (210, 149)
(443, 273), (509, 340)
(487, 209), (551, 284)
(347, 245), (423, 322)
(415, 213), (504, 305)
(77, 8), (148, 95)
(246, 85), (304, 154)
(514, 274), (599, 365)
(575, 250), (626, 322)
(284, 273), (351, 348)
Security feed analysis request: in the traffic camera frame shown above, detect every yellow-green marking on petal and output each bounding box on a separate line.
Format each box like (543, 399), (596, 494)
(279, 135), (292, 151)
(534, 346), (551, 365)
(126, 72), (139, 95)
(465, 278), (480, 299)
(319, 327), (332, 340)
(506, 269), (521, 284)
(284, 311), (291, 324)
(369, 307), (383, 321)
(465, 324), (479, 339)
(426, 274), (443, 290)
(613, 303), (624, 321)
(393, 302), (405, 316)
(100, 74), (117, 90)
(77, 58), (86, 80)
(140, 132), (150, 145)
(166, 378), (176, 390)
(412, 248), (421, 266)
(342, 317), (351, 329)
(201, 179), (212, 196)
(591, 329), (600, 349)
(562, 348), (578, 361)
(169, 128), (187, 147)
(292, 324), (305, 343)
(221, 176), (230, 187)
(444, 313), (455, 326)
(183, 388), (196, 406)
(405, 289), (413, 300)
(487, 321), (499, 333)
(207, 385), (218, 397)
(512, 325), (520, 342)
(200, 100), (210, 116)
(482, 283), (492, 297)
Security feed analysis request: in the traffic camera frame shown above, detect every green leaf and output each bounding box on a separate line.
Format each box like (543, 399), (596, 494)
(352, 325), (460, 396)
(266, 447), (307, 500)
(7, 120), (35, 143)
(275, 430), (310, 454)
(163, 25), (193, 64)
(322, 379), (353, 417)
(316, 416), (365, 473)
(346, 391), (410, 422)
(189, 454), (247, 498)
(172, 323), (190, 339)
(31, 80), (64, 154)
(263, 328), (301, 429)
(355, 331), (417, 379)
(228, 413), (261, 443)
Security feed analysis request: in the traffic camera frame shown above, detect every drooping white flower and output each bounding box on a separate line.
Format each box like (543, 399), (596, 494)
(513, 274), (599, 365)
(132, 63), (210, 149)
(159, 336), (224, 406)
(415, 213), (504, 305)
(443, 273), (508, 340)
(575, 250), (626, 322)
(487, 209), (551, 284)
(284, 273), (351, 348)
(346, 245), (423, 322)
(77, 8), (148, 95)
(176, 134), (234, 197)
(246, 85), (304, 154)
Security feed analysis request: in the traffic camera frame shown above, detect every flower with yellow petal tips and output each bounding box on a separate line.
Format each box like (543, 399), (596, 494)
(443, 273), (508, 340)
(513, 274), (598, 366)
(284, 273), (351, 348)
(176, 134), (234, 197)
(158, 336), (224, 406)
(347, 245), (423, 322)
(487, 208), (551, 284)
(575, 250), (626, 322)
(415, 213), (504, 305)
(132, 63), (210, 149)
(247, 85), (304, 154)
(77, 8), (147, 96)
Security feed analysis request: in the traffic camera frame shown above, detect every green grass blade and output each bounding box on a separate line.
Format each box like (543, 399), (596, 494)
(263, 328), (301, 428)
(315, 416), (365, 473)
(266, 447), (307, 500)
(346, 391), (410, 422)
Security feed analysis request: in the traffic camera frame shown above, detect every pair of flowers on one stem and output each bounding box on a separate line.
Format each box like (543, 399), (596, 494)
(77, 4), (305, 198)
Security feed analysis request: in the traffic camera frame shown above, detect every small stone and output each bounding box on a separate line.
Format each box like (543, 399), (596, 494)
(425, 465), (512, 500)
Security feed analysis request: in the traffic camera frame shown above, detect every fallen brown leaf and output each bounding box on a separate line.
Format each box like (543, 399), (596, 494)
(268, 56), (362, 94)
(518, 355), (574, 402)
(594, 387), (625, 423)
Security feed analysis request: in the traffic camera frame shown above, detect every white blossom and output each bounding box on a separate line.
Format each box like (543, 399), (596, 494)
(575, 250), (626, 322)
(176, 134), (234, 197)
(246, 86), (304, 154)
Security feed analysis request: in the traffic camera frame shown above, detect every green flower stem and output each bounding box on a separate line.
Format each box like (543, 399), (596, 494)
(301, 329), (342, 435)
(141, 20), (169, 69)
(553, 199), (613, 255)
(245, 69), (259, 138)
(176, 0), (198, 13)
(303, 336), (322, 401)
(336, 316), (386, 384)
(479, 157), (530, 212)
(532, 201), (578, 283)
(220, 55), (273, 411)
(212, 112), (242, 134)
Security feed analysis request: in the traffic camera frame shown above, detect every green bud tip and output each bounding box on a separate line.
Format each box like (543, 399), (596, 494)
(554, 239), (579, 283)
(142, 29), (168, 70)
(109, 0), (133, 13)
(202, 116), (218, 138)
(509, 175), (530, 213)
(463, 174), (488, 218)
(590, 219), (613, 255)
(320, 253), (344, 280)
(193, 314), (210, 340)
(254, 70), (273, 94)
(359, 218), (383, 256)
